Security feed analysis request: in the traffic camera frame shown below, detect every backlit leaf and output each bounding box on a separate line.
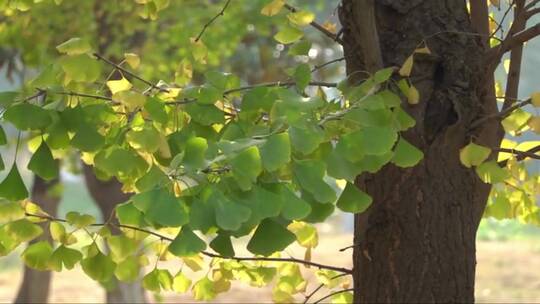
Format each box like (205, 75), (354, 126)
(261, 0), (284, 16)
(56, 37), (92, 55)
(106, 77), (132, 94)
(27, 141), (59, 180)
(460, 142), (491, 168)
(0, 164), (28, 201)
(22, 241), (53, 270)
(274, 25), (304, 44)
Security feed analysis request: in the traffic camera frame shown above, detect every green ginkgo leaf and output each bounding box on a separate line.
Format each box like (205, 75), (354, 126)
(274, 25), (304, 44)
(48, 245), (83, 271)
(81, 251), (116, 282)
(275, 184), (311, 220)
(56, 37), (92, 55)
(475, 161), (510, 184)
(231, 146), (262, 191)
(293, 160), (336, 204)
(259, 133), (291, 172)
(27, 141), (59, 180)
(126, 125), (161, 153)
(336, 183), (372, 213)
(209, 189), (251, 231)
(392, 138), (424, 168)
(247, 219), (296, 256)
(0, 201), (25, 224)
(289, 125), (324, 155)
(192, 277), (216, 301)
(107, 235), (137, 262)
(209, 233), (235, 257)
(66, 212), (96, 229)
(168, 227), (207, 257)
(115, 256), (140, 282)
(71, 126), (105, 152)
(0, 126), (7, 145)
(5, 219), (43, 242)
(4, 103), (52, 131)
(21, 241), (53, 271)
(0, 164), (29, 201)
(143, 269), (173, 292)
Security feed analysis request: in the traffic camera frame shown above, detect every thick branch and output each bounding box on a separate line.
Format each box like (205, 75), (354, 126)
(502, 0), (526, 111)
(25, 213), (352, 274)
(284, 3), (343, 44)
(469, 0), (491, 46)
(497, 145), (540, 166)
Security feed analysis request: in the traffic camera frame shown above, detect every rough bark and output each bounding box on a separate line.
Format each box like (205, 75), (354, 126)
(339, 0), (502, 302)
(14, 176), (61, 303)
(82, 165), (146, 303)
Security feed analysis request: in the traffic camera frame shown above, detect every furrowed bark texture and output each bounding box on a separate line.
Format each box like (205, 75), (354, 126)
(15, 176), (61, 303)
(340, 0), (501, 302)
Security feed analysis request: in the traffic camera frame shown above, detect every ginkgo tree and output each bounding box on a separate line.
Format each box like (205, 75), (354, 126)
(1, 0), (540, 303)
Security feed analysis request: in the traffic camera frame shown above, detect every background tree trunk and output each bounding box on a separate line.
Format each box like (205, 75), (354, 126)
(14, 176), (61, 303)
(82, 165), (146, 303)
(339, 0), (502, 302)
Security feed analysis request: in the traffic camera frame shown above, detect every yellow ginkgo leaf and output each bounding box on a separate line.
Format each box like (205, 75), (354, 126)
(415, 46), (431, 55)
(106, 77), (132, 95)
(528, 116), (540, 134)
(261, 0), (285, 16)
(287, 11), (315, 27)
(503, 59), (510, 73)
(124, 53), (140, 69)
(399, 55), (414, 77)
(113, 91), (146, 111)
(489, 0), (500, 9)
(407, 85), (420, 105)
(322, 21), (337, 34)
(531, 92), (540, 107)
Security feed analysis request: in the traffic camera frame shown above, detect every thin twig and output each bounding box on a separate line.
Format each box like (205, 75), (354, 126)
(470, 98), (531, 129)
(54, 91), (113, 101)
(496, 146), (540, 166)
(283, 3), (343, 44)
(164, 99), (198, 106)
(24, 212), (352, 274)
(194, 0), (232, 42)
(311, 57), (346, 73)
(502, 0), (526, 111)
(303, 273), (349, 304)
(93, 53), (167, 92)
(313, 288), (354, 304)
(489, 1), (516, 39)
(223, 81), (337, 95)
(17, 89), (47, 103)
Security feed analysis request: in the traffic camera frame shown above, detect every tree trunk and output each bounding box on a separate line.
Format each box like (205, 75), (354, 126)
(14, 176), (61, 303)
(339, 0), (502, 302)
(82, 164), (147, 303)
